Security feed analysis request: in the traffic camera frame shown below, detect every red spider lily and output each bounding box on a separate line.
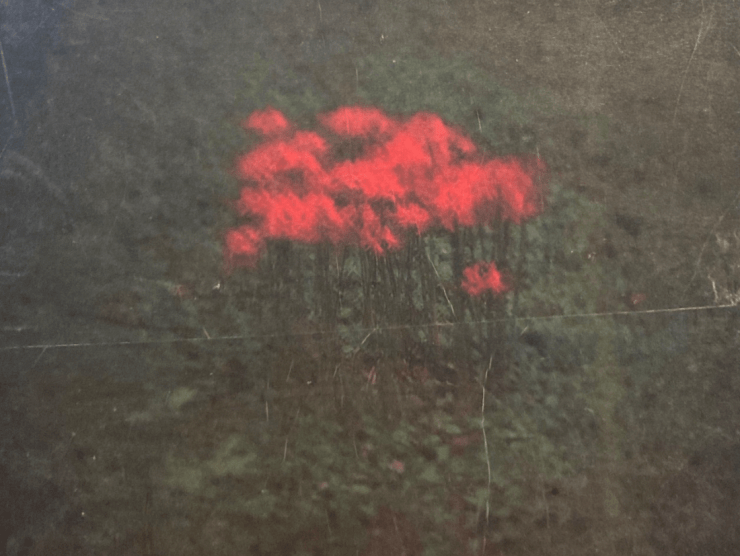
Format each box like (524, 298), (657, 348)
(236, 132), (329, 194)
(461, 261), (509, 296)
(394, 202), (432, 234)
(224, 226), (265, 268)
(491, 157), (545, 222)
(243, 105), (292, 137)
(358, 202), (401, 254)
(330, 156), (407, 202)
(318, 105), (398, 138)
(225, 106), (546, 291)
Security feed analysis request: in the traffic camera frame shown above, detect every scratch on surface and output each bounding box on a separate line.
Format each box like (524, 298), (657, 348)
(0, 37), (16, 126)
(672, 2), (715, 126)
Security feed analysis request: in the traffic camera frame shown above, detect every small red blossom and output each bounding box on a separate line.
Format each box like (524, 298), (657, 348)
(224, 226), (264, 269)
(318, 105), (397, 138)
(461, 262), (508, 296)
(243, 106), (292, 137)
(394, 202), (432, 234)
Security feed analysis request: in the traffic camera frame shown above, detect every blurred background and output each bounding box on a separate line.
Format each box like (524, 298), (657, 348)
(1, 0), (739, 554)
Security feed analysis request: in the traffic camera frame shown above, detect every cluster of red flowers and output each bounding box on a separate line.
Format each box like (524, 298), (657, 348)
(225, 106), (545, 296)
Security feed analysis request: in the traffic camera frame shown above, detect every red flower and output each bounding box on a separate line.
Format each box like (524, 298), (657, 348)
(434, 162), (493, 228)
(309, 192), (357, 244)
(358, 203), (400, 254)
(318, 105), (397, 138)
(243, 106), (291, 137)
(236, 132), (329, 193)
(224, 226), (264, 269)
(490, 158), (543, 222)
(394, 202), (432, 234)
(330, 156), (405, 202)
(461, 262), (508, 296)
(225, 106), (546, 275)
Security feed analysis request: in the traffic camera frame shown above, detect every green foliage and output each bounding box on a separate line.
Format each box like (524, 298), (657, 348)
(500, 183), (631, 463)
(355, 48), (556, 154)
(160, 373), (573, 555)
(517, 182), (626, 315)
(235, 53), (330, 122)
(205, 53), (332, 200)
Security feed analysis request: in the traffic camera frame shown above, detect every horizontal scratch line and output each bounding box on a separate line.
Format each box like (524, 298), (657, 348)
(0, 302), (736, 353)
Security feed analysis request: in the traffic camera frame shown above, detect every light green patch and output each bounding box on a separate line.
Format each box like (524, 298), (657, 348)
(207, 435), (258, 477)
(162, 455), (206, 494)
(166, 386), (198, 411)
(162, 434), (258, 497)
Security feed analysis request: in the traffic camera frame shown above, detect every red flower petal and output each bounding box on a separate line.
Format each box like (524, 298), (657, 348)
(243, 106), (291, 137)
(318, 106), (397, 138)
(462, 262), (508, 296)
(226, 106), (547, 267)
